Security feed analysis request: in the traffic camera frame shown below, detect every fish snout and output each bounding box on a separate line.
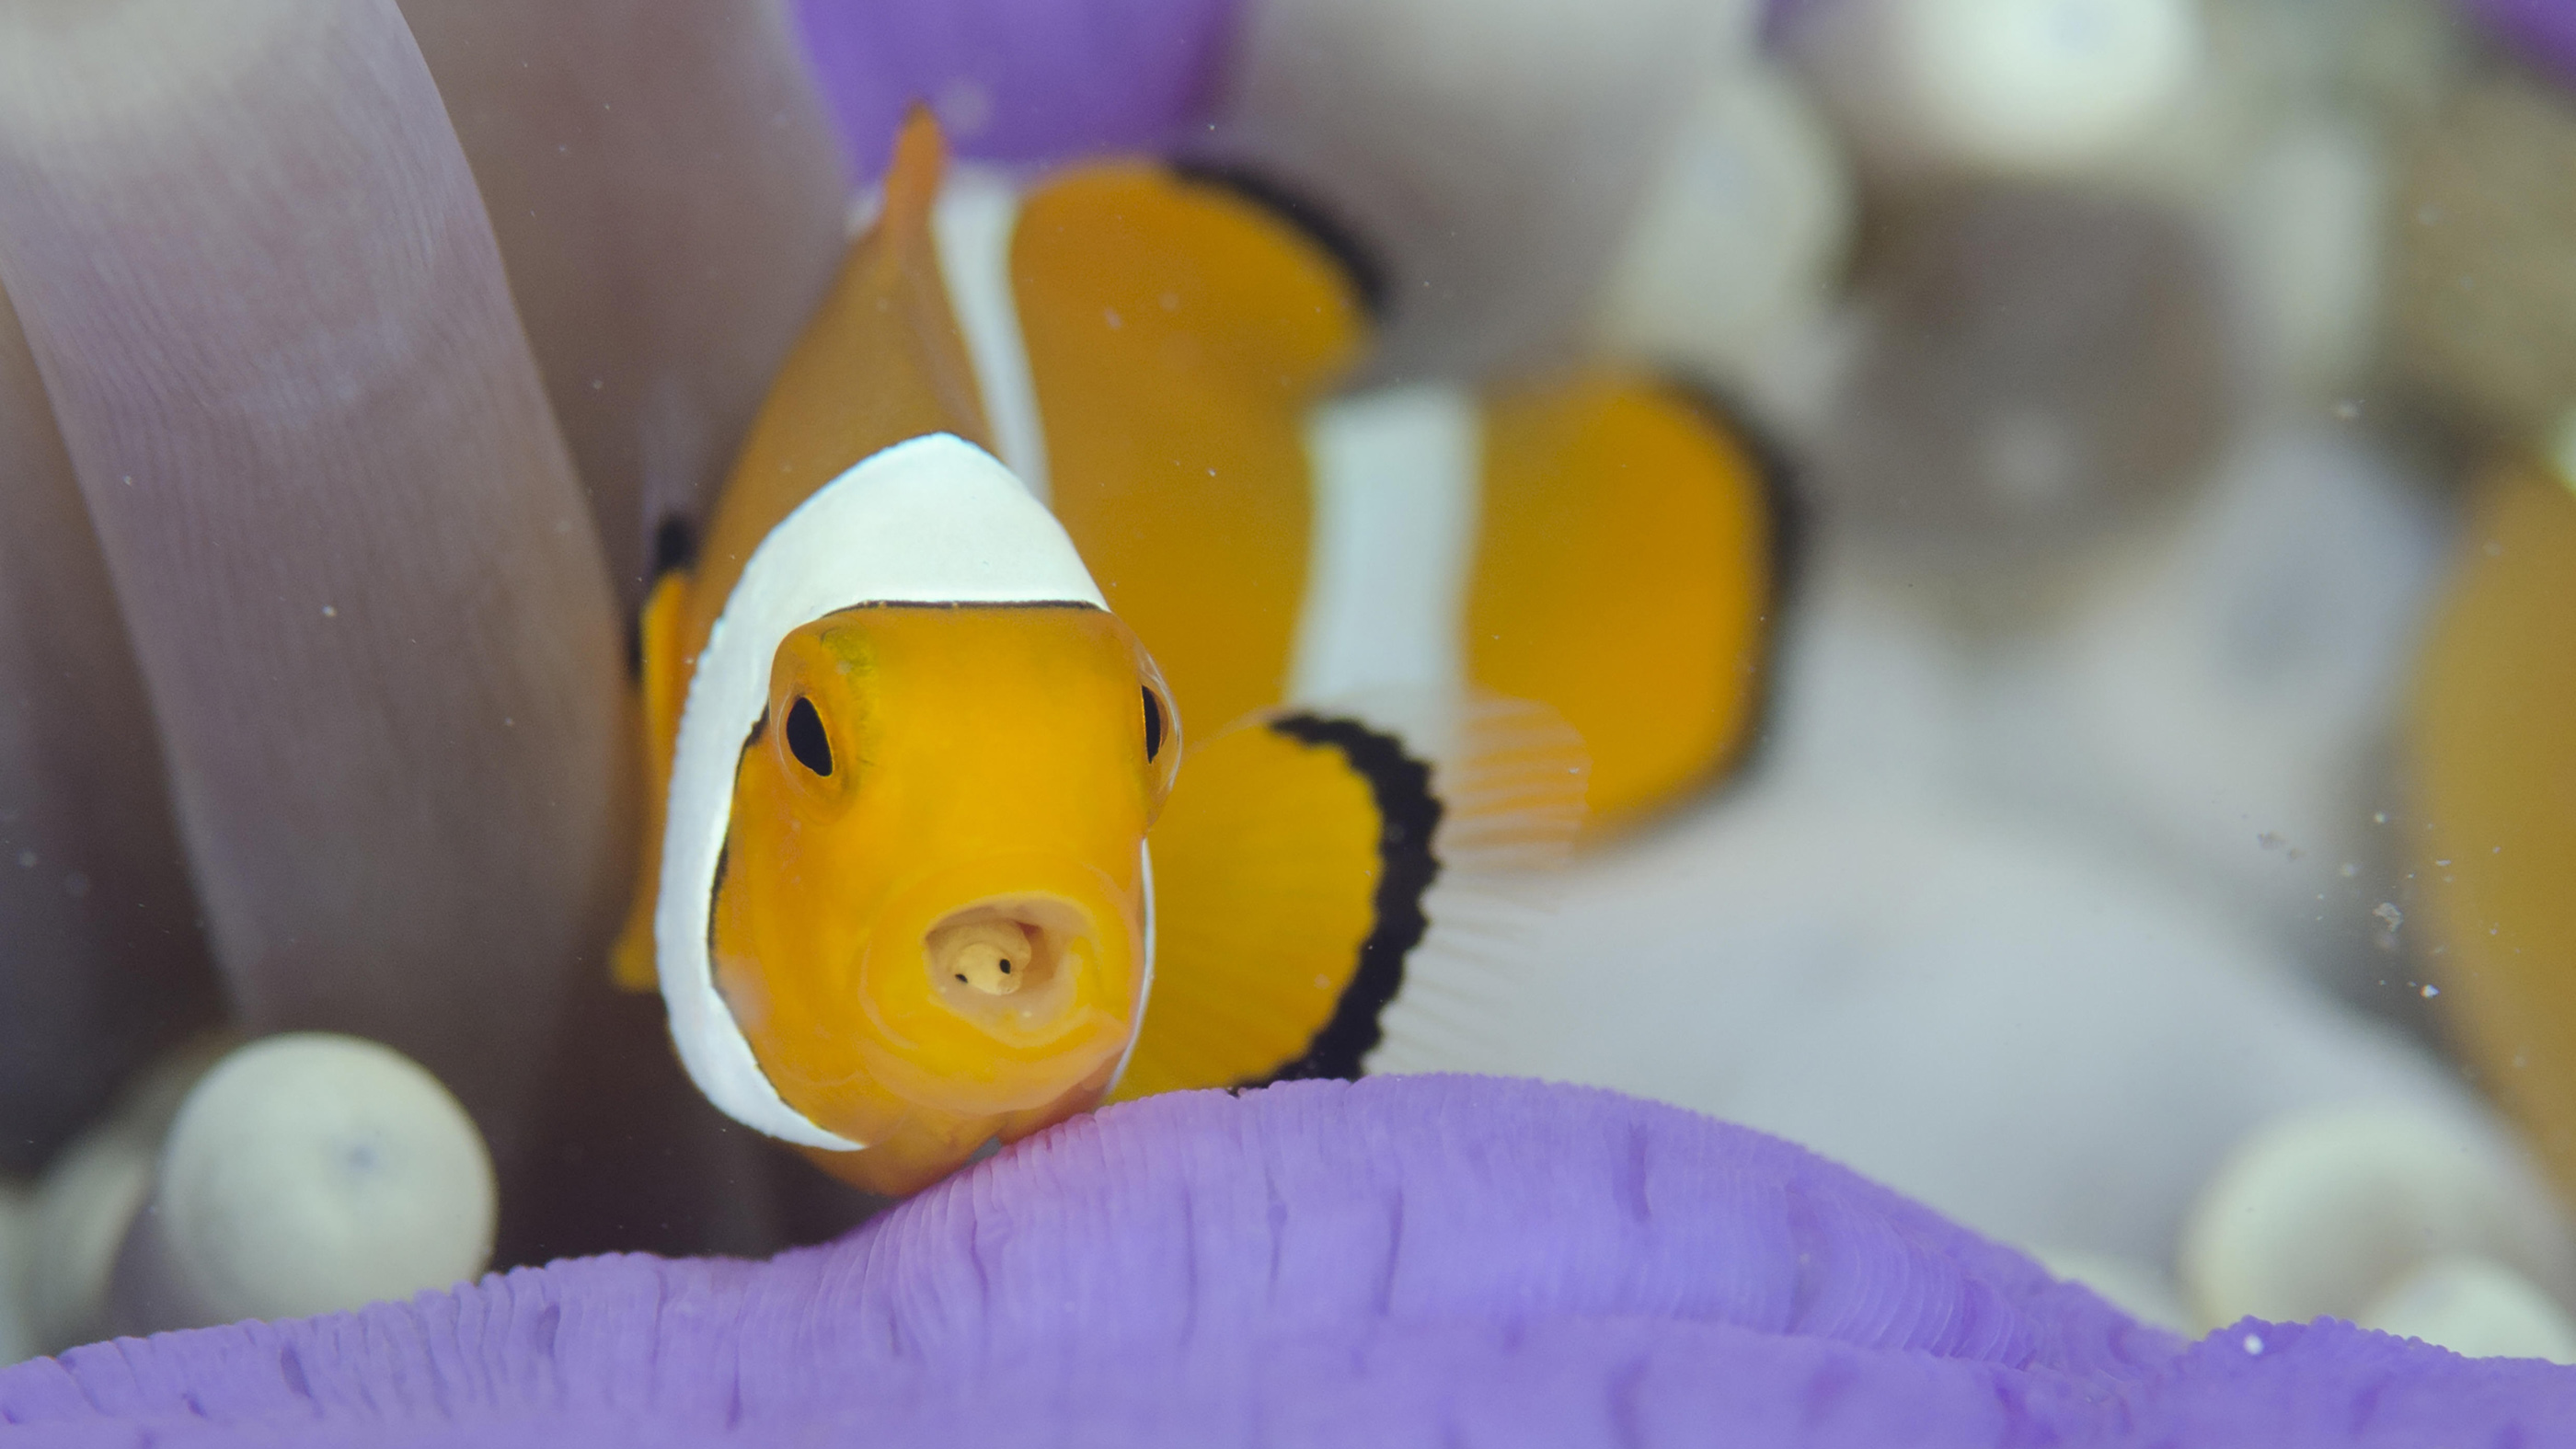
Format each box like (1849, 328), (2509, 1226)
(922, 896), (1091, 1012)
(851, 861), (1143, 1117)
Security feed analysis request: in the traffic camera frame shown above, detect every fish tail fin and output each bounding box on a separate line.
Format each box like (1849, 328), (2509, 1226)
(1465, 370), (1783, 834)
(1116, 692), (1586, 1098)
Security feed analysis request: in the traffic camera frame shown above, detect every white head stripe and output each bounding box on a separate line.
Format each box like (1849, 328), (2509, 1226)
(658, 432), (1107, 1149)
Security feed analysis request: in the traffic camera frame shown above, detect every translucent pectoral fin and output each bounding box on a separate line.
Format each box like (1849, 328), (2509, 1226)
(1120, 694), (1585, 1098)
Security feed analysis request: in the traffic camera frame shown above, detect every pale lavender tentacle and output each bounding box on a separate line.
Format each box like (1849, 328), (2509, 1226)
(0, 0), (629, 1171)
(0, 288), (221, 1173)
(400, 0), (852, 614)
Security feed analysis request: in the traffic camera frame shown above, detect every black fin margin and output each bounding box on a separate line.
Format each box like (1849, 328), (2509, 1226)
(652, 514), (702, 578)
(627, 514), (704, 679)
(706, 839), (730, 960)
(1169, 159), (1391, 324)
(1252, 712), (1443, 1084)
(1654, 375), (1809, 792)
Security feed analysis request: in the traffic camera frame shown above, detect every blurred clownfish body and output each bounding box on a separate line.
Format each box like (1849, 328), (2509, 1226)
(613, 113), (1587, 1197)
(919, 154), (1782, 837)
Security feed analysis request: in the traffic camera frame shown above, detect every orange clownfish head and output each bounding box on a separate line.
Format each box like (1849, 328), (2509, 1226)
(657, 433), (1175, 1195)
(718, 602), (1176, 1191)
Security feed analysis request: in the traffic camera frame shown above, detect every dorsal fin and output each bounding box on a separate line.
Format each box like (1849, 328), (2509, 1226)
(616, 110), (1010, 1006)
(880, 102), (948, 253)
(682, 106), (995, 645)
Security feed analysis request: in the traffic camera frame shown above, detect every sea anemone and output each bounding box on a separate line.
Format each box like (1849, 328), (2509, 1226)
(13, 1075), (2573, 1445)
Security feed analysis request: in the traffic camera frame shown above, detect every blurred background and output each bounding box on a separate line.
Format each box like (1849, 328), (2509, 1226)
(2, 0), (2573, 1369)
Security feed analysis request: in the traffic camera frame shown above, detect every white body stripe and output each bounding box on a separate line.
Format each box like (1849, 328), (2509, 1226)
(934, 167), (1051, 503)
(932, 170), (1491, 712)
(659, 433), (1104, 1150)
(1289, 386), (1485, 705)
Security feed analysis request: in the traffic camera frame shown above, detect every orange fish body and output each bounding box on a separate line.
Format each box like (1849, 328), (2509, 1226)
(930, 160), (1778, 834)
(615, 118), (1171, 1194)
(614, 110), (1768, 1193)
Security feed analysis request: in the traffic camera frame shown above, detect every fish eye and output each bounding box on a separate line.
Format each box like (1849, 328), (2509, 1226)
(1133, 647), (1180, 822)
(785, 696), (833, 776)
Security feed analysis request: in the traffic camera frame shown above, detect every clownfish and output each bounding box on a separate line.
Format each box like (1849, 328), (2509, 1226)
(915, 150), (1784, 836)
(611, 113), (1587, 1195)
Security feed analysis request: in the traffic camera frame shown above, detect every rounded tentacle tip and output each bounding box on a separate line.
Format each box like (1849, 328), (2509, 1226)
(18, 1038), (231, 1352)
(2361, 1254), (2576, 1365)
(112, 1032), (496, 1333)
(2179, 1104), (2576, 1342)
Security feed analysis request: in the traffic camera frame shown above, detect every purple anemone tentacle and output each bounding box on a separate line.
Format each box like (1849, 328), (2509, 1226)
(10, 1077), (2565, 1446)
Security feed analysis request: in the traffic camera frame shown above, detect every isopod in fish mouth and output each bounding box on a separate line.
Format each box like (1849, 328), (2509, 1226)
(930, 916), (1036, 995)
(924, 899), (1091, 1011)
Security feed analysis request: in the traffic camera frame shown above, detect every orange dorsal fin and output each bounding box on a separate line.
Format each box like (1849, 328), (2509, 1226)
(880, 103), (948, 252)
(618, 108), (1000, 985)
(683, 106), (993, 634)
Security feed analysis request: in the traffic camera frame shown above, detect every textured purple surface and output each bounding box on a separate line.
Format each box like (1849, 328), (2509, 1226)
(2458, 0), (2576, 87)
(791, 0), (1244, 180)
(6, 1075), (2573, 1446)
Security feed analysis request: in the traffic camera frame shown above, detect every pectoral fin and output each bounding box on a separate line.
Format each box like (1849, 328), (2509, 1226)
(1119, 696), (1584, 1097)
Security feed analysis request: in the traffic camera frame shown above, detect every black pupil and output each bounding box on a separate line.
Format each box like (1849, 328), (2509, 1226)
(1143, 687), (1164, 762)
(786, 696), (833, 776)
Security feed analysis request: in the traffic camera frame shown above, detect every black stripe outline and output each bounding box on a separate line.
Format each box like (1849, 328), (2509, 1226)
(1253, 712), (1443, 1083)
(1660, 375), (1805, 636)
(1169, 160), (1391, 323)
(1641, 374), (1807, 810)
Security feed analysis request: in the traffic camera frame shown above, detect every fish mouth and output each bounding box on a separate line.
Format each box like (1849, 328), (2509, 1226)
(835, 859), (1143, 1121)
(921, 894), (1096, 1033)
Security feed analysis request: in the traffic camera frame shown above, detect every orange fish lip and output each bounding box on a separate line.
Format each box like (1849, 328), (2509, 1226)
(830, 853), (1144, 1121)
